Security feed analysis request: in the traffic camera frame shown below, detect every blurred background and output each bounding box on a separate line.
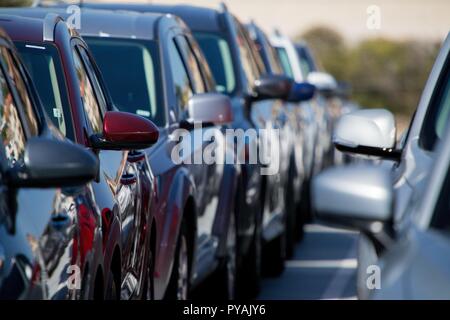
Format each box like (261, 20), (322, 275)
(5, 0), (450, 132)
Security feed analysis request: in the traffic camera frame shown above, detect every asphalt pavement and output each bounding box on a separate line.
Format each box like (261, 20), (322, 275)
(258, 224), (359, 300)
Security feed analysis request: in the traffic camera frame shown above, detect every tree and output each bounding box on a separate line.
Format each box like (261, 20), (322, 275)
(296, 25), (440, 117)
(1, 0), (34, 7)
(297, 26), (349, 80)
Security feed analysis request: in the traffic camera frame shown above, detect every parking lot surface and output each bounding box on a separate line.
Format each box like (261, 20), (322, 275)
(259, 224), (359, 300)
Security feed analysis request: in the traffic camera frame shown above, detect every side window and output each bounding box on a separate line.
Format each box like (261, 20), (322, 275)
(1, 47), (39, 136)
(0, 62), (27, 168)
(276, 46), (295, 79)
(78, 46), (108, 114)
(188, 35), (216, 91)
(174, 35), (206, 94)
(233, 19), (261, 89)
(167, 38), (193, 113)
(72, 48), (103, 134)
(421, 56), (450, 151)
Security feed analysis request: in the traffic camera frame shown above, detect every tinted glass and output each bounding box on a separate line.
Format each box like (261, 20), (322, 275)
(295, 45), (317, 75)
(78, 46), (108, 114)
(1, 47), (39, 136)
(86, 38), (164, 125)
(234, 20), (260, 89)
(275, 46), (294, 79)
(175, 35), (205, 93)
(16, 42), (73, 138)
(421, 57), (450, 151)
(194, 32), (236, 95)
(0, 58), (26, 168)
(167, 38), (193, 114)
(73, 48), (103, 134)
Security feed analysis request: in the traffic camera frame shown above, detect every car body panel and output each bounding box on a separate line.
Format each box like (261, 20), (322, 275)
(0, 11), (157, 299)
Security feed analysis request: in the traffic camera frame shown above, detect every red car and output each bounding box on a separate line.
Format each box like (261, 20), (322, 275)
(0, 13), (159, 299)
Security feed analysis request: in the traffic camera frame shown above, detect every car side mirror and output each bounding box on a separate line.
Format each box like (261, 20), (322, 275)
(253, 74), (292, 101)
(288, 82), (316, 102)
(187, 93), (233, 125)
(90, 111), (159, 150)
(333, 108), (401, 160)
(312, 164), (394, 241)
(307, 71), (337, 98)
(7, 137), (99, 188)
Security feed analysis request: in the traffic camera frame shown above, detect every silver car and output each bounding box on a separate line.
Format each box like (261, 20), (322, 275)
(313, 31), (450, 299)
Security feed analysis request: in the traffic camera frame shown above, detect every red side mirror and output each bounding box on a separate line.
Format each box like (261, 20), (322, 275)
(91, 111), (159, 150)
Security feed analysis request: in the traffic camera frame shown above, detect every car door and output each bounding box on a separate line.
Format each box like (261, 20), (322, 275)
(235, 20), (285, 227)
(78, 43), (154, 297)
(167, 31), (220, 272)
(70, 43), (143, 297)
(0, 44), (98, 300)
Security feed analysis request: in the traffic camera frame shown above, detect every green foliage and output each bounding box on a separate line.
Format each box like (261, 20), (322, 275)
(297, 26), (440, 117)
(0, 0), (34, 7)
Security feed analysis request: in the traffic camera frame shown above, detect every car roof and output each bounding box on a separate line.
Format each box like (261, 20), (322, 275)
(77, 3), (225, 33)
(0, 24), (16, 46)
(0, 14), (50, 43)
(0, 7), (165, 41)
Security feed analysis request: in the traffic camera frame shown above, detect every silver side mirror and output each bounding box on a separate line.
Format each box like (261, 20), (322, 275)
(333, 108), (400, 160)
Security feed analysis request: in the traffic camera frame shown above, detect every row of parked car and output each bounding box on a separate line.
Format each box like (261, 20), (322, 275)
(313, 32), (450, 299)
(0, 1), (350, 300)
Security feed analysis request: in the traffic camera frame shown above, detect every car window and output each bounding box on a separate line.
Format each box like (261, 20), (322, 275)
(1, 47), (39, 136)
(72, 48), (103, 134)
(240, 25), (266, 75)
(168, 38), (193, 114)
(187, 35), (216, 92)
(431, 151), (450, 231)
(16, 42), (73, 138)
(420, 55), (450, 151)
(194, 32), (236, 95)
(0, 58), (27, 168)
(252, 31), (283, 75)
(175, 35), (205, 94)
(77, 46), (108, 114)
(233, 19), (260, 89)
(275, 46), (295, 79)
(86, 37), (164, 126)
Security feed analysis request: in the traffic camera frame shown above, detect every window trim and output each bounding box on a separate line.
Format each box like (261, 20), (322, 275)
(419, 52), (450, 151)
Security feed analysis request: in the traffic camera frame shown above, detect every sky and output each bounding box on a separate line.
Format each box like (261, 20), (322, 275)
(97, 0), (450, 43)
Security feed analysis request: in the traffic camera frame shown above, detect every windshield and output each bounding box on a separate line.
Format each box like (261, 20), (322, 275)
(194, 32), (236, 95)
(86, 37), (164, 126)
(15, 42), (73, 139)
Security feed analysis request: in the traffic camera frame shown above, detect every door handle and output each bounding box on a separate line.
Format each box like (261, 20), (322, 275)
(121, 173), (137, 185)
(128, 150), (145, 163)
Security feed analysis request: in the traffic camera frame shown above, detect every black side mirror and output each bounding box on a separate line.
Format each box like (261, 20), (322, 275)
(253, 74), (293, 101)
(7, 137), (99, 188)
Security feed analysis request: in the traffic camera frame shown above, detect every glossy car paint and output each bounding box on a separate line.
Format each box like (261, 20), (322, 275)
(0, 27), (101, 300)
(246, 23), (306, 240)
(70, 9), (241, 298)
(270, 32), (321, 177)
(0, 12), (157, 299)
(74, 3), (269, 295)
